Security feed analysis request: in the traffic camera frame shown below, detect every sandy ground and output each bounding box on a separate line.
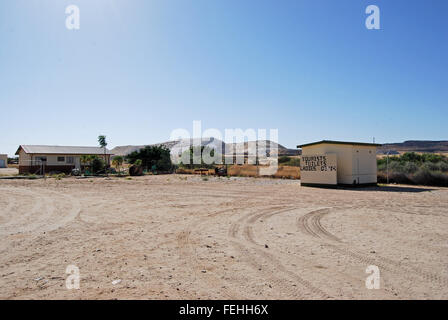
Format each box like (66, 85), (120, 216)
(0, 175), (447, 300)
(0, 168), (19, 176)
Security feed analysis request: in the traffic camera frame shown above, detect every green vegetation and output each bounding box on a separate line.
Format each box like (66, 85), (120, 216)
(179, 146), (223, 169)
(51, 173), (66, 180)
(127, 146), (173, 172)
(112, 156), (124, 175)
(80, 155), (105, 175)
(278, 156), (300, 167)
(377, 152), (448, 186)
(91, 157), (105, 174)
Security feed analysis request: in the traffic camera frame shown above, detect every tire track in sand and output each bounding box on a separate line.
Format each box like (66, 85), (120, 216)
(229, 206), (331, 299)
(241, 205), (382, 299)
(176, 206), (246, 299)
(296, 207), (448, 288)
(0, 187), (81, 235)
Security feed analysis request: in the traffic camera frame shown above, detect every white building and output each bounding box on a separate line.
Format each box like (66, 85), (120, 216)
(298, 140), (381, 186)
(0, 154), (7, 168)
(16, 145), (113, 174)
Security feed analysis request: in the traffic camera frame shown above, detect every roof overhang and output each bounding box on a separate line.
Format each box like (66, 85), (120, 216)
(297, 140), (382, 149)
(15, 146), (23, 155)
(15, 145), (113, 155)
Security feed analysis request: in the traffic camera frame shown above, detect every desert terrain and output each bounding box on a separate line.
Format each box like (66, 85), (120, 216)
(0, 174), (447, 299)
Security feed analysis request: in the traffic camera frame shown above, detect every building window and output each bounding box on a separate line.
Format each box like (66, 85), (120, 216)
(37, 157), (47, 162)
(57, 157), (65, 162)
(67, 157), (74, 164)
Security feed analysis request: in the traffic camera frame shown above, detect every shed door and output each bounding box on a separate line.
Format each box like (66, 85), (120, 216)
(0, 159), (5, 168)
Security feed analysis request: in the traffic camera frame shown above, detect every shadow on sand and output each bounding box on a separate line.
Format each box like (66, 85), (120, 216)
(340, 185), (435, 193)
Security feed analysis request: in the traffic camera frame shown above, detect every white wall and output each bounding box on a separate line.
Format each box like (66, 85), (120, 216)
(300, 154), (337, 185)
(302, 144), (354, 184)
(18, 150), (110, 166)
(352, 146), (377, 184)
(301, 143), (377, 185)
(0, 154), (7, 168)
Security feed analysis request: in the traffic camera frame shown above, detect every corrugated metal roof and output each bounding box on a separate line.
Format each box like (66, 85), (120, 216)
(16, 145), (113, 155)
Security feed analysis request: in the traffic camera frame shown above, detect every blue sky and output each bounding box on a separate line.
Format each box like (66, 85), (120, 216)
(0, 0), (447, 156)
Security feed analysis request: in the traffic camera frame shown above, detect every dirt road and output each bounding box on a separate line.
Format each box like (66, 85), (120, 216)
(0, 175), (447, 299)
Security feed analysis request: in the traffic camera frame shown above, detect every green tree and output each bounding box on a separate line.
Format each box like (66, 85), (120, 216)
(127, 146), (173, 172)
(91, 156), (105, 174)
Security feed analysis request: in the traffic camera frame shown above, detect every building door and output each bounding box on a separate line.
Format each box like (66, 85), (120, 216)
(0, 159), (5, 168)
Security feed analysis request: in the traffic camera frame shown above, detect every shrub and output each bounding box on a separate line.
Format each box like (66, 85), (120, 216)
(378, 152), (448, 186)
(278, 156), (290, 164)
(412, 168), (448, 187)
(377, 171), (413, 185)
(91, 157), (105, 174)
(112, 156), (124, 174)
(438, 162), (448, 172)
(421, 162), (438, 171)
(278, 156), (300, 167)
(129, 164), (143, 176)
(403, 162), (419, 174)
(388, 161), (404, 173)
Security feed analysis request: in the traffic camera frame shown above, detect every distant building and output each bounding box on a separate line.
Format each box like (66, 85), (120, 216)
(297, 140), (381, 186)
(15, 145), (113, 174)
(0, 154), (7, 168)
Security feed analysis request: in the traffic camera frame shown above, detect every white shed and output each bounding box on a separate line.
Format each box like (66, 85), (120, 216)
(0, 154), (7, 168)
(298, 140), (381, 186)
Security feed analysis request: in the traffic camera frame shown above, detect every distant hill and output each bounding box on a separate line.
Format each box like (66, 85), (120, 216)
(378, 140), (448, 154)
(226, 140), (299, 156)
(110, 138), (300, 157)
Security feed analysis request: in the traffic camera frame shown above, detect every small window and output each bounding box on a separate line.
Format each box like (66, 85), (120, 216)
(57, 157), (65, 162)
(66, 157), (74, 164)
(37, 157), (47, 162)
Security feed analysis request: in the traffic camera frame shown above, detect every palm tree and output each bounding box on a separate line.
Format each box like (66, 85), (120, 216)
(98, 135), (108, 175)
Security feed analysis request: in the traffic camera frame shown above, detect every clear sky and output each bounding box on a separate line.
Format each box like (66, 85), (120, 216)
(0, 0), (447, 156)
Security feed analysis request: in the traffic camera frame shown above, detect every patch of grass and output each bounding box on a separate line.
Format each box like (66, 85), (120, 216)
(278, 156), (300, 167)
(51, 173), (66, 180)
